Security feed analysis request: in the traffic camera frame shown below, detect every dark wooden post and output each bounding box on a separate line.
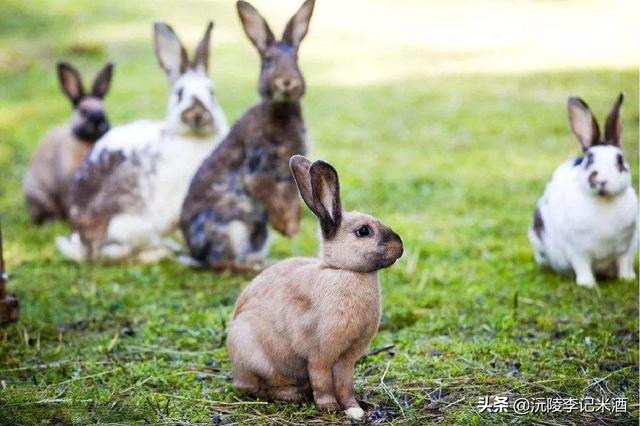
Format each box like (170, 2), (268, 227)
(0, 222), (19, 323)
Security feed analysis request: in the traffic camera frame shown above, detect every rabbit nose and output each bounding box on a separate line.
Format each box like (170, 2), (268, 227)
(392, 231), (403, 245)
(382, 230), (404, 258)
(287, 79), (301, 92)
(87, 110), (105, 123)
(393, 234), (404, 258)
(181, 98), (212, 128)
(276, 77), (300, 93)
(280, 78), (296, 89)
(97, 120), (109, 133)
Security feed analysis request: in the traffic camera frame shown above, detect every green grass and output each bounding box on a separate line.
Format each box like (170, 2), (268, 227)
(0, 0), (638, 424)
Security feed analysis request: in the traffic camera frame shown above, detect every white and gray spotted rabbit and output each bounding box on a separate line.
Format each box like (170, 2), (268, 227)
(529, 94), (638, 287)
(56, 21), (228, 262)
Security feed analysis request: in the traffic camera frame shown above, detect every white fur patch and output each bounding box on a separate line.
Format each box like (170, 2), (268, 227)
(176, 253), (204, 267)
(345, 407), (365, 420)
(107, 214), (156, 248)
(137, 246), (172, 263)
(101, 243), (134, 261)
(228, 220), (250, 258)
(321, 191), (334, 220)
(244, 234), (271, 263)
(166, 70), (228, 138)
(89, 120), (165, 161)
(55, 233), (86, 262)
(147, 135), (216, 234)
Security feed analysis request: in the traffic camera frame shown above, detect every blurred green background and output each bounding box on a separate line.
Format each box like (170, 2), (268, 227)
(0, 0), (638, 424)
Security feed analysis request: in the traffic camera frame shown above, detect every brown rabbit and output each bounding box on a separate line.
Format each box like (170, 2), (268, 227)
(227, 155), (404, 419)
(180, 0), (314, 270)
(23, 61), (114, 223)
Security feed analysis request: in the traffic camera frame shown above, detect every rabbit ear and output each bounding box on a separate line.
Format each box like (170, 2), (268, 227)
(282, 0), (315, 49)
(192, 21), (213, 72)
(91, 62), (114, 98)
(568, 97), (600, 151)
(290, 155), (314, 212)
(310, 160), (342, 239)
(154, 22), (188, 83)
(237, 1), (275, 55)
(57, 62), (85, 106)
(604, 93), (624, 146)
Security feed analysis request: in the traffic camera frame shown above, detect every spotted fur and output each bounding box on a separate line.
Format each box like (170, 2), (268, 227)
(180, 0), (314, 269)
(56, 22), (228, 262)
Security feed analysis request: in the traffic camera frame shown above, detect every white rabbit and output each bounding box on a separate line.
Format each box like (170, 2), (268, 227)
(56, 21), (228, 262)
(227, 155), (403, 419)
(529, 94), (638, 287)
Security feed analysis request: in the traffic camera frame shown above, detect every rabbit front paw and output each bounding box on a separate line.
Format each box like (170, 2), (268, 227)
(345, 407), (365, 420)
(619, 270), (636, 281)
(316, 397), (341, 412)
(576, 274), (596, 288)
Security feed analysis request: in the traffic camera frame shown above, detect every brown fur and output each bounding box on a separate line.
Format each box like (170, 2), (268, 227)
(180, 0), (315, 267)
(181, 102), (306, 234)
(23, 62), (114, 224)
(23, 126), (90, 222)
(62, 22), (223, 258)
(227, 156), (403, 415)
(68, 149), (146, 254)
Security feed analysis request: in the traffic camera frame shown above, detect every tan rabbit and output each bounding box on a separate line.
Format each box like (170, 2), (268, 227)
(23, 61), (114, 223)
(227, 155), (403, 420)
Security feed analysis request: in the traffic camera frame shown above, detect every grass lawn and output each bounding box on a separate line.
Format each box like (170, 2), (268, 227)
(0, 0), (638, 424)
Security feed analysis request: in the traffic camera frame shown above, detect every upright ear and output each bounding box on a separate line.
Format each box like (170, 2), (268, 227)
(604, 93), (624, 146)
(237, 1), (275, 55)
(567, 97), (600, 151)
(282, 0), (315, 49)
(290, 155), (314, 212)
(57, 62), (85, 106)
(154, 22), (188, 84)
(91, 62), (114, 98)
(192, 21), (213, 72)
(310, 160), (342, 239)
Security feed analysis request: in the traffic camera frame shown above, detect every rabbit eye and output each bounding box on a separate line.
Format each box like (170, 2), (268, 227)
(176, 88), (184, 102)
(355, 225), (371, 238)
(617, 154), (627, 172)
(263, 56), (274, 68)
(585, 152), (594, 168)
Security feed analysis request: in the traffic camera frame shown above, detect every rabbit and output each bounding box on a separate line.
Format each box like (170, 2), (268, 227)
(180, 0), (314, 271)
(227, 155), (404, 420)
(55, 21), (228, 262)
(528, 93), (638, 287)
(23, 61), (114, 224)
